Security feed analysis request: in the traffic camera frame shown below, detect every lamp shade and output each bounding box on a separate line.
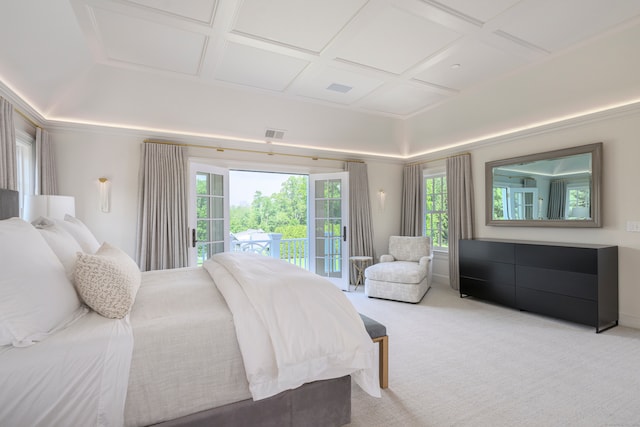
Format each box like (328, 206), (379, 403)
(24, 195), (76, 222)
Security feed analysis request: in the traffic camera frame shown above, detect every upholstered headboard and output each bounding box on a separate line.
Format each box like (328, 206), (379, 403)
(0, 188), (19, 220)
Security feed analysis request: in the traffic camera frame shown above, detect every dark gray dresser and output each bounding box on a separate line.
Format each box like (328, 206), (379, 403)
(459, 238), (618, 333)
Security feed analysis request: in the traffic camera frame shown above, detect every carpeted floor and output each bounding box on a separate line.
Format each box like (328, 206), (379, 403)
(344, 282), (640, 427)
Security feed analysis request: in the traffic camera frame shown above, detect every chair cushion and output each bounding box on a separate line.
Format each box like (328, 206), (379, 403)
(365, 261), (426, 284)
(388, 236), (430, 262)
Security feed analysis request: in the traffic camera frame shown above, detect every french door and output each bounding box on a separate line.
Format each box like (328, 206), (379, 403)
(308, 172), (349, 291)
(188, 163), (229, 266)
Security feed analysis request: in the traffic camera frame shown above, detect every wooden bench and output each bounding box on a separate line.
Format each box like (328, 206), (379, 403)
(359, 314), (388, 389)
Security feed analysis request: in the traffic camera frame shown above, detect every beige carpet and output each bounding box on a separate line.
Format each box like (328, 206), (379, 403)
(345, 282), (640, 427)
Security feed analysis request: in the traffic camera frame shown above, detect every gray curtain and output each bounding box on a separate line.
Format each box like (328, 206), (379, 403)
(0, 97), (17, 190)
(136, 142), (189, 271)
(346, 162), (375, 283)
(400, 164), (424, 236)
(447, 154), (474, 291)
(547, 180), (566, 219)
(35, 128), (57, 195)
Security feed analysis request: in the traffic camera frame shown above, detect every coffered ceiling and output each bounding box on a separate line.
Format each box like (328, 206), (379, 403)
(1, 0), (640, 157)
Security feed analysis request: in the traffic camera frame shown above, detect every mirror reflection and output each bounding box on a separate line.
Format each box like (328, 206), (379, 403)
(485, 143), (602, 227)
(492, 153), (592, 221)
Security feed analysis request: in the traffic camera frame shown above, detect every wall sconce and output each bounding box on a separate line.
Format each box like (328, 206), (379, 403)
(99, 177), (110, 213)
(378, 189), (386, 210)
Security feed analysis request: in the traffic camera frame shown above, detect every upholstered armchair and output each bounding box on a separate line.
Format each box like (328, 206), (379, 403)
(364, 236), (433, 303)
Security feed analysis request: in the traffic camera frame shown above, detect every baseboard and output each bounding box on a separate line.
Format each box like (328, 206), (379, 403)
(432, 273), (449, 286)
(619, 312), (640, 330)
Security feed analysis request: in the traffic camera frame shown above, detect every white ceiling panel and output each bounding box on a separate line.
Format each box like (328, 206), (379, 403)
(424, 0), (521, 23)
(93, 7), (207, 75)
(495, 0), (640, 52)
(360, 84), (448, 116)
(2, 0), (640, 158)
(294, 66), (384, 105)
(414, 38), (528, 90)
(214, 42), (309, 91)
(233, 0), (367, 53)
(336, 5), (461, 75)
(124, 0), (218, 24)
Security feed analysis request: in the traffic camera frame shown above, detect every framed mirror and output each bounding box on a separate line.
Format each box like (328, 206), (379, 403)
(485, 142), (602, 227)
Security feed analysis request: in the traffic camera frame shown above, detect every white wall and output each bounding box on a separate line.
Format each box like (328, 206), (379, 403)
(54, 128), (141, 256)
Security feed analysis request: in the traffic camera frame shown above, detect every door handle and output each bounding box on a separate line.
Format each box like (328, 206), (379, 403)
(343, 226), (347, 242)
(191, 229), (197, 248)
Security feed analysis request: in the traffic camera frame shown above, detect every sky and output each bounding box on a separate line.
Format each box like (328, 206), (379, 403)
(229, 170), (301, 206)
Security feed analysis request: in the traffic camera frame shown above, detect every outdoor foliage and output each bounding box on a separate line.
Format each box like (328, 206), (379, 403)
(425, 175), (449, 248)
(231, 175), (308, 239)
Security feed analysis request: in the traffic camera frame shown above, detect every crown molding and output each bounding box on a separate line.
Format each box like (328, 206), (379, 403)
(407, 99), (640, 164)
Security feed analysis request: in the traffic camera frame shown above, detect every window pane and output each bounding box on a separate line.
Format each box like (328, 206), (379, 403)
(424, 173), (449, 250)
(196, 173), (209, 195)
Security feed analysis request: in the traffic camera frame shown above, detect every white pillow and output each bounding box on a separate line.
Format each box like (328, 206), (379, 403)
(0, 218), (84, 347)
(74, 242), (141, 319)
(32, 216), (83, 281)
(56, 214), (100, 254)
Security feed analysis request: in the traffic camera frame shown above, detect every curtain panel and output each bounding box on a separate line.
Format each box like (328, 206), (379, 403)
(35, 127), (58, 195)
(400, 164), (424, 236)
(547, 180), (566, 219)
(346, 161), (375, 284)
(136, 142), (189, 271)
(0, 97), (17, 191)
(446, 153), (474, 291)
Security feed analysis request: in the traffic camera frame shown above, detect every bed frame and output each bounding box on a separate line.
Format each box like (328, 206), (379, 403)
(1, 189), (352, 426)
(154, 375), (351, 427)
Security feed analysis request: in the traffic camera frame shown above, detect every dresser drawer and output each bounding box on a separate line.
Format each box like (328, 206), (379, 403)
(516, 266), (597, 300)
(516, 244), (597, 274)
(460, 240), (514, 264)
(460, 277), (516, 307)
(460, 259), (515, 284)
(517, 288), (597, 327)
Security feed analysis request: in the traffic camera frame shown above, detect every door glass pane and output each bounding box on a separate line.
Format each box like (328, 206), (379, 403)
(211, 197), (223, 218)
(213, 174), (224, 196)
(196, 173), (209, 195)
(314, 179), (343, 279)
(195, 171), (226, 265)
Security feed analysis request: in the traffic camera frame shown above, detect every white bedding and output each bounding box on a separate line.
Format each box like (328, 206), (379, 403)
(124, 267), (251, 427)
(1, 252), (378, 426)
(0, 311), (133, 427)
(205, 252), (380, 400)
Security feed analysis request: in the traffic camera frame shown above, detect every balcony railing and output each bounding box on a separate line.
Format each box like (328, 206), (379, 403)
(231, 234), (309, 269)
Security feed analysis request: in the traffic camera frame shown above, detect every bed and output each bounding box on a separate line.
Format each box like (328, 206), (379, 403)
(0, 189), (379, 426)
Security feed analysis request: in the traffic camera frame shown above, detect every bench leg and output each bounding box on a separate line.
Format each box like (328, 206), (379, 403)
(372, 335), (388, 389)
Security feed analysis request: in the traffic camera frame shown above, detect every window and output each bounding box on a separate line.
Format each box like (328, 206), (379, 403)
(15, 131), (34, 217)
(565, 183), (590, 219)
(424, 172), (448, 250)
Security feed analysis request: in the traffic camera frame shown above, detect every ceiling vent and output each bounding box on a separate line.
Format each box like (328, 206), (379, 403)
(264, 128), (285, 139)
(326, 83), (353, 93)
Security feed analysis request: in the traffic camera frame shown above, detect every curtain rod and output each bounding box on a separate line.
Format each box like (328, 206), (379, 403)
(407, 151), (471, 166)
(143, 139), (364, 163)
(14, 107), (41, 129)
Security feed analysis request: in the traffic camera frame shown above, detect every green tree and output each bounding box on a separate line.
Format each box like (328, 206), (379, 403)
(230, 176), (308, 238)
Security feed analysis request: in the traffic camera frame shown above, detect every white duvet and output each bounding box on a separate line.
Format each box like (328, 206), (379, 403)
(205, 252), (380, 400)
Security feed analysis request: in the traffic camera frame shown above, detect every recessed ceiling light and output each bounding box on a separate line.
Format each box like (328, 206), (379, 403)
(451, 63), (462, 69)
(327, 83), (353, 93)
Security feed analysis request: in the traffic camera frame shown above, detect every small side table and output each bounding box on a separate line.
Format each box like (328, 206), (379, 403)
(350, 256), (373, 291)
